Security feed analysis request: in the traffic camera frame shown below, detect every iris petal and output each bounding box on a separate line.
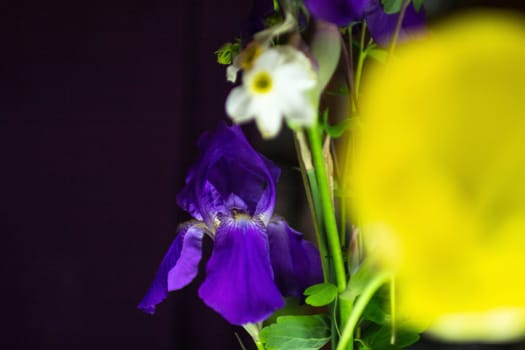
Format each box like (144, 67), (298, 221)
(177, 123), (278, 226)
(198, 216), (284, 325)
(138, 223), (206, 314)
(305, 0), (371, 26)
(267, 218), (323, 298)
(366, 3), (425, 47)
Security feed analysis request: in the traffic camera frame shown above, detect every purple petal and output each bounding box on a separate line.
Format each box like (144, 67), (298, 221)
(305, 0), (372, 26)
(198, 216), (284, 325)
(138, 223), (206, 314)
(177, 179), (227, 223)
(176, 122), (279, 227)
(366, 3), (425, 47)
(267, 218), (324, 298)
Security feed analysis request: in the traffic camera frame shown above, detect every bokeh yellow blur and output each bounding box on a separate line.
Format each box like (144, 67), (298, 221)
(350, 11), (525, 342)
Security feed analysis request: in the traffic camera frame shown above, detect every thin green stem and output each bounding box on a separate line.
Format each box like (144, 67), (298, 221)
(255, 341), (265, 350)
(390, 275), (397, 345)
(336, 273), (390, 350)
(307, 125), (346, 293)
(293, 131), (330, 279)
(339, 200), (347, 250)
(331, 299), (341, 350)
(388, 0), (409, 56)
(348, 25), (358, 114)
(340, 29), (358, 113)
(354, 21), (368, 97)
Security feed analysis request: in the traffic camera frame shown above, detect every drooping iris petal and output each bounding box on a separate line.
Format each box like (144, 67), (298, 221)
(305, 0), (371, 26)
(207, 156), (270, 214)
(267, 218), (323, 298)
(198, 215), (284, 325)
(176, 122), (279, 226)
(366, 3), (425, 46)
(138, 223), (206, 314)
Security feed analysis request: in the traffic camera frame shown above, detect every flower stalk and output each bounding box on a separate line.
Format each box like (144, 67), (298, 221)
(307, 124), (347, 293)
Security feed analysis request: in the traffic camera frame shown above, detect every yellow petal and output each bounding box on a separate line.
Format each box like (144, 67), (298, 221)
(349, 11), (525, 342)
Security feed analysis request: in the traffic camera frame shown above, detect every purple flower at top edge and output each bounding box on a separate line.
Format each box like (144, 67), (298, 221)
(138, 122), (323, 325)
(305, 0), (425, 46)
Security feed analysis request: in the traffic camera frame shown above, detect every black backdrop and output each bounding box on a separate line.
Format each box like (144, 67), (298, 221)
(2, 1), (525, 349)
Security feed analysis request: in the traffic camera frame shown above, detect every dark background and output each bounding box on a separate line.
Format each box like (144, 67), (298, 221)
(1, 1), (525, 349)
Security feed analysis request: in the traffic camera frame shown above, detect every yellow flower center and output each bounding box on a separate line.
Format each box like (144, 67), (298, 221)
(250, 71), (273, 94)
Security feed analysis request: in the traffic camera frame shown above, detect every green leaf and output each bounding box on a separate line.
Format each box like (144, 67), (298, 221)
(381, 0), (403, 14)
(214, 39), (240, 65)
(324, 85), (349, 96)
(343, 262), (375, 302)
(260, 315), (330, 350)
(265, 297), (312, 324)
(362, 284), (392, 325)
(339, 261), (376, 325)
(412, 0), (424, 11)
(320, 108), (357, 138)
(264, 12), (283, 28)
(325, 119), (355, 138)
(304, 283), (338, 307)
(367, 47), (388, 63)
(358, 323), (420, 350)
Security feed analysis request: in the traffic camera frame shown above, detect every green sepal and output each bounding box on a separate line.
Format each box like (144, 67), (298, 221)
(260, 315), (331, 350)
(304, 283), (338, 307)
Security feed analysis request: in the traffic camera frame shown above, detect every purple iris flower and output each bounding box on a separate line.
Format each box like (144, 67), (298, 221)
(305, 0), (425, 46)
(138, 122), (322, 325)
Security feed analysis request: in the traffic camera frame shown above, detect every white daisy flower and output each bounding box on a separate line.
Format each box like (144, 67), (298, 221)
(225, 46), (317, 138)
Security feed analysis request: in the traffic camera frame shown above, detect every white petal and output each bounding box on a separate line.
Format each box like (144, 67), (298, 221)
(225, 87), (254, 123)
(251, 49), (284, 71)
(226, 65), (240, 83)
(254, 104), (283, 139)
(274, 64), (316, 91)
(282, 95), (316, 126)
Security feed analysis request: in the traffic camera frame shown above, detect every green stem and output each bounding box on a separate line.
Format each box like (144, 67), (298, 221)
(293, 131), (330, 280)
(255, 340), (265, 350)
(354, 21), (368, 97)
(331, 301), (340, 350)
(307, 125), (346, 293)
(339, 200), (347, 250)
(390, 275), (397, 345)
(336, 273), (390, 350)
(340, 28), (358, 113)
(388, 0), (409, 56)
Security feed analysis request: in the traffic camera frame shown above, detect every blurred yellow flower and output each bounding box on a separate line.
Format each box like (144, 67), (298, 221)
(350, 12), (525, 342)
